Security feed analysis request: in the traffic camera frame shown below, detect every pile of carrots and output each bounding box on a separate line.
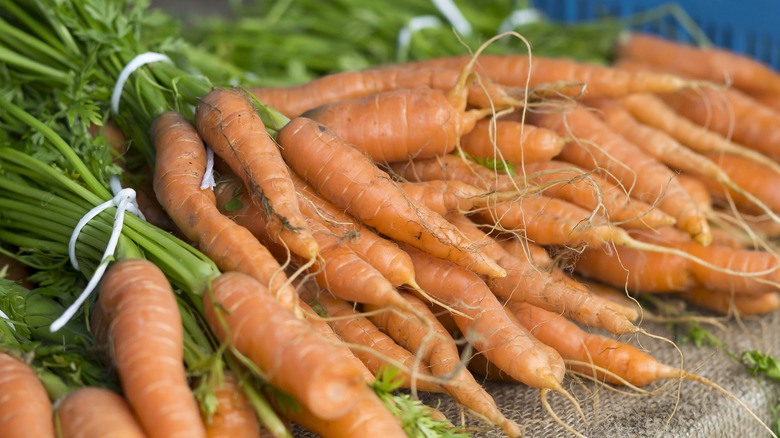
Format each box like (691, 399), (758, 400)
(5, 23), (780, 437)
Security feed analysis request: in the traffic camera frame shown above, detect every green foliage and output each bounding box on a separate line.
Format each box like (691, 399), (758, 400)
(457, 150), (517, 176)
(373, 366), (471, 438)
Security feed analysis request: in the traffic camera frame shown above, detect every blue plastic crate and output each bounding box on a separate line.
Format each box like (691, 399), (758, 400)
(531, 0), (780, 69)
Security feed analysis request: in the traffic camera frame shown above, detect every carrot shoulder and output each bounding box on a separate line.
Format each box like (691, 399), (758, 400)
(194, 88), (319, 259)
(0, 351), (55, 438)
(92, 258), (205, 438)
(276, 116), (505, 278)
(202, 271), (368, 420)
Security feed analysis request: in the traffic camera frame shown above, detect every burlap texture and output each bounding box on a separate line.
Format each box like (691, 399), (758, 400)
(294, 308), (780, 437)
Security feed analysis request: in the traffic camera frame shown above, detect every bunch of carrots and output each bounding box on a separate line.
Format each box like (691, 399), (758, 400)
(3, 0), (780, 437)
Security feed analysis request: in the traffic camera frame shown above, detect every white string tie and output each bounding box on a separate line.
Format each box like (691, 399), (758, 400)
(498, 8), (543, 34)
(398, 15), (443, 61)
(111, 52), (172, 114)
(200, 146), (216, 190)
(431, 0), (472, 36)
(53, 176), (145, 332)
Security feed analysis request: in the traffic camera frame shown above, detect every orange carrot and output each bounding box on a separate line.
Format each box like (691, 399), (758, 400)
(460, 118), (566, 165)
(506, 300), (676, 386)
(302, 87), (491, 163)
(588, 98), (779, 220)
(92, 258), (205, 438)
(405, 54), (702, 98)
(496, 236), (553, 269)
(296, 294), (376, 384)
(401, 244), (566, 390)
(392, 155), (674, 230)
(289, 173), (417, 289)
(214, 175), (414, 313)
(473, 194), (617, 248)
(390, 154), (509, 191)
(202, 271), (368, 420)
(366, 292), (522, 437)
(618, 93), (777, 172)
(276, 116), (505, 278)
(448, 214), (637, 334)
(399, 180), (522, 216)
(676, 288), (780, 316)
(530, 105), (711, 245)
(0, 351), (55, 438)
(299, 285), (442, 393)
(150, 111), (298, 313)
(201, 372), (262, 438)
(194, 88), (319, 259)
(267, 384), (406, 438)
(57, 387), (146, 438)
(616, 32), (780, 96)
(659, 86), (780, 162)
(250, 66), (517, 118)
(575, 227), (780, 294)
(521, 160), (675, 230)
(701, 153), (780, 215)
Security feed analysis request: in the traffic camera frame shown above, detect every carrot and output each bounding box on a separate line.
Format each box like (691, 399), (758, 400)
(616, 32), (780, 96)
(497, 236), (553, 270)
(390, 154), (509, 191)
(618, 93), (780, 175)
(91, 258), (205, 438)
(202, 271), (368, 420)
(521, 160), (676, 230)
(394, 155), (674, 229)
(267, 384), (406, 438)
(448, 214), (637, 335)
(299, 285), (443, 393)
(574, 277), (641, 322)
(755, 94), (780, 113)
(588, 97), (780, 221)
(250, 66), (519, 119)
(510, 300), (776, 435)
(460, 118), (566, 165)
(473, 194), (618, 248)
(289, 173), (418, 289)
(302, 87), (492, 163)
(194, 88), (319, 259)
(366, 292), (523, 437)
(214, 175), (416, 314)
(150, 111), (298, 312)
(530, 105), (712, 245)
(575, 227), (780, 294)
(57, 387), (146, 438)
(401, 243), (566, 391)
(404, 53), (704, 98)
(0, 351), (55, 438)
(658, 86), (780, 162)
(676, 288), (780, 316)
(276, 116), (505, 278)
(294, 293), (376, 384)
(700, 153), (780, 215)
(200, 372), (262, 438)
(399, 180), (524, 216)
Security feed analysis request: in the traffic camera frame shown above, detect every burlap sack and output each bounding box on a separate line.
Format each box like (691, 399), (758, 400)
(295, 308), (780, 437)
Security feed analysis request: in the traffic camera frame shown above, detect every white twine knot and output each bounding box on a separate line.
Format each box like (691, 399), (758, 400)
(111, 52), (172, 114)
(497, 8), (543, 34)
(52, 176), (146, 332)
(200, 146), (216, 190)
